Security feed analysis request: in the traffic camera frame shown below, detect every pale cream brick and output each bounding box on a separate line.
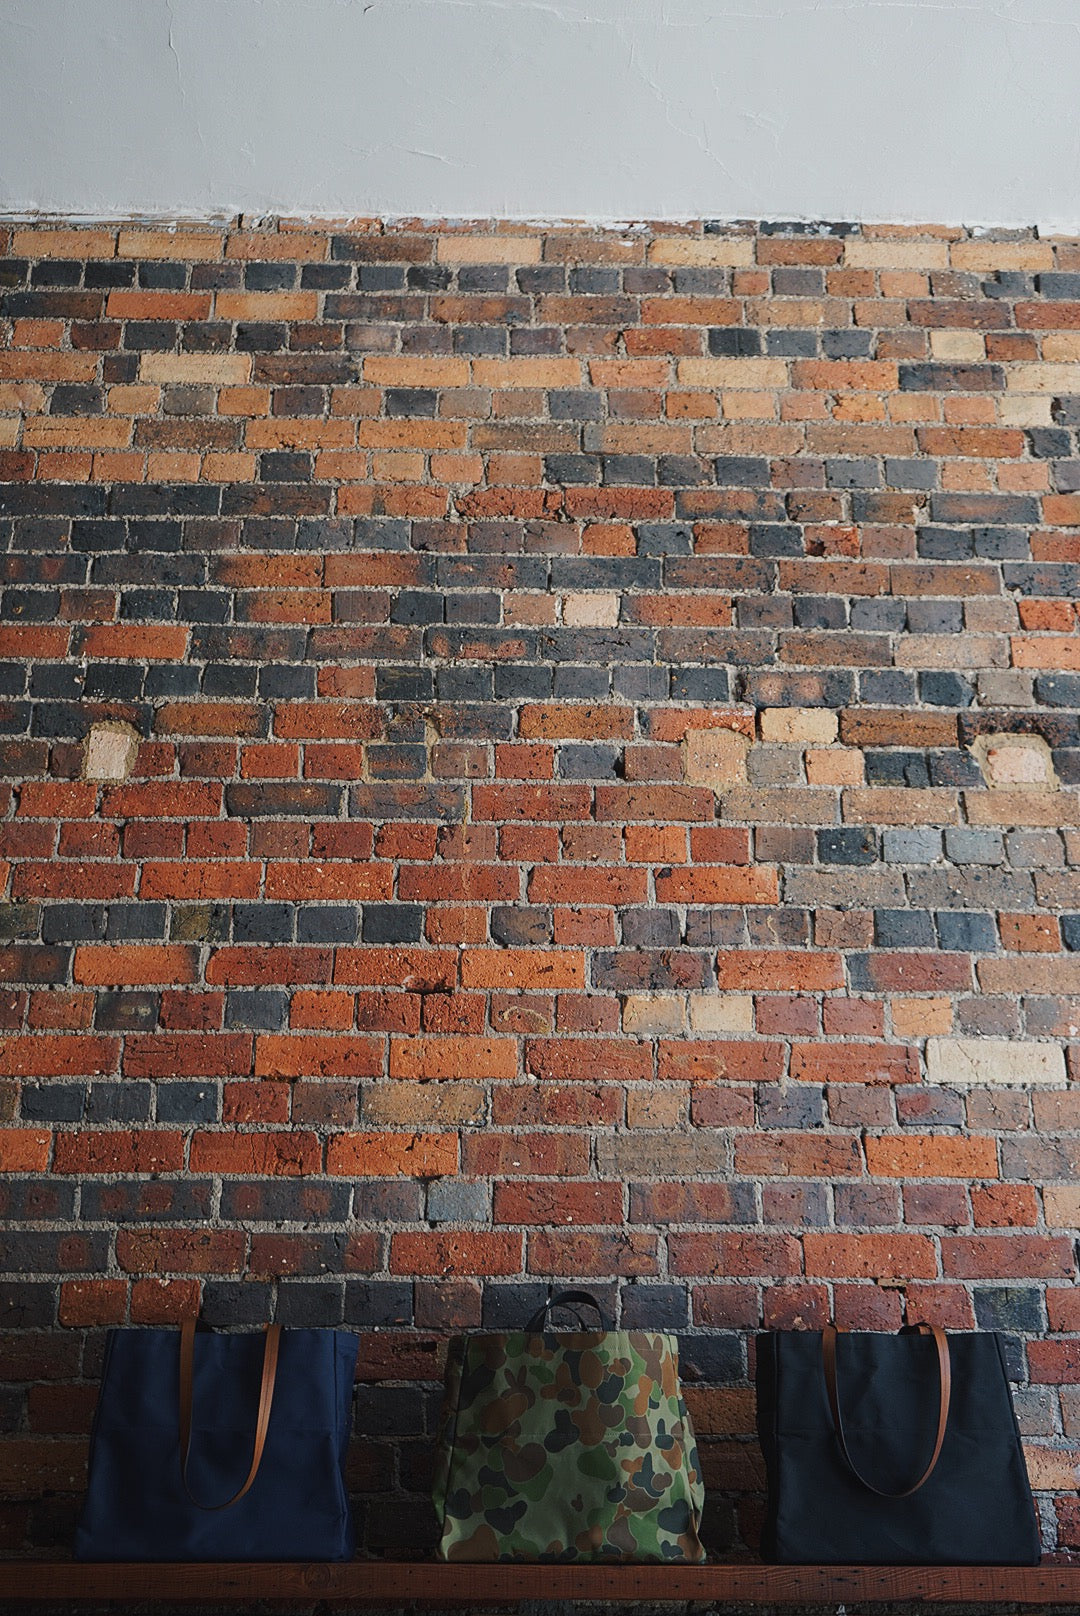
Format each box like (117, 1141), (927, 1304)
(622, 994), (685, 1036)
(678, 358), (788, 389)
(682, 728), (748, 786)
(689, 994), (754, 1033)
(647, 237), (754, 267)
(759, 707), (838, 745)
(972, 733), (1058, 789)
(926, 1037), (1065, 1087)
(1000, 395), (1054, 426)
(83, 722), (140, 782)
(929, 330), (985, 361)
(140, 354), (251, 385)
(1005, 364), (1080, 392)
(950, 240), (1054, 272)
(436, 235), (542, 264)
(563, 592), (619, 627)
(845, 241), (950, 270)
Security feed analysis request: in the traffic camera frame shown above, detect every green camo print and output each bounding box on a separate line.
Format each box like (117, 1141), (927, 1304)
(433, 1330), (706, 1563)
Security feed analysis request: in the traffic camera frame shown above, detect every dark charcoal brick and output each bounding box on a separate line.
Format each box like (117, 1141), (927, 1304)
(225, 989), (289, 1030)
(935, 911), (998, 951)
(818, 827), (878, 865)
(708, 328), (761, 356)
(874, 909), (936, 947)
(974, 1288), (1046, 1332)
(362, 905), (424, 943)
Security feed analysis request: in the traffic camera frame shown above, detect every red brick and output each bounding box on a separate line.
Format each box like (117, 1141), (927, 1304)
(803, 1234), (937, 1279)
(58, 1281), (128, 1327)
(333, 948), (457, 990)
(253, 1036), (382, 1079)
(714, 952), (845, 991)
(130, 1278), (202, 1324)
(326, 1132), (457, 1177)
(525, 1038), (653, 1083)
(657, 1040), (785, 1084)
(388, 1036), (517, 1080)
(865, 1136), (998, 1178)
(0, 1129), (52, 1172)
(734, 1134), (863, 1176)
(460, 949), (584, 990)
(527, 1230), (657, 1276)
(791, 1042), (919, 1084)
(207, 947), (334, 985)
(495, 1181), (623, 1225)
(0, 1036), (118, 1077)
(670, 1233), (802, 1278)
(941, 1236), (1075, 1280)
(390, 1231), (522, 1276)
(117, 1230), (246, 1275)
(53, 1132), (185, 1174)
(74, 945), (198, 986)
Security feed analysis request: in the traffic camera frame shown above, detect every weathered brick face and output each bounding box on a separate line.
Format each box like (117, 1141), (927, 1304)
(1, 216), (1080, 1558)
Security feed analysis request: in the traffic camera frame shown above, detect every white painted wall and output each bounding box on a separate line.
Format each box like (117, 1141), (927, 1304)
(1, 0), (1078, 229)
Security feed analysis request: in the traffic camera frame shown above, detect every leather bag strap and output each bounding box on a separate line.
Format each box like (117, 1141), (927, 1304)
(821, 1322), (951, 1499)
(178, 1320), (281, 1511)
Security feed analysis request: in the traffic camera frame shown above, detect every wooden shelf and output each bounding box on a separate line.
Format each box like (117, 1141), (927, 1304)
(2, 1560), (1079, 1605)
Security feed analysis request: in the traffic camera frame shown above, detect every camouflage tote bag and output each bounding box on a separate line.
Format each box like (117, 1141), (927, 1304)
(432, 1290), (705, 1562)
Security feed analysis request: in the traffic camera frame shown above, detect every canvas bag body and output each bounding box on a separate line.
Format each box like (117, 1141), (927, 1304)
(756, 1329), (1040, 1566)
(75, 1326), (358, 1561)
(433, 1327), (705, 1563)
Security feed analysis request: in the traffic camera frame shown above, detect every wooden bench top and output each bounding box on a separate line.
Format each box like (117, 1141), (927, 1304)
(3, 1561), (1080, 1605)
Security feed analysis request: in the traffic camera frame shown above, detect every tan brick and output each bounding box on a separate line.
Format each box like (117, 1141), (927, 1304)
(892, 997), (952, 1038)
(688, 993), (754, 1033)
(22, 418), (133, 450)
(965, 789), (1077, 826)
(140, 354), (251, 386)
(225, 233), (330, 261)
(844, 241), (951, 270)
(436, 235), (542, 264)
(842, 788), (960, 825)
(647, 238), (754, 267)
(622, 994), (685, 1035)
(215, 292), (319, 320)
(682, 727), (748, 786)
(363, 356), (469, 387)
(362, 1082), (483, 1125)
(677, 358), (787, 389)
(926, 1037), (1066, 1087)
(895, 634), (1007, 669)
(472, 358), (581, 388)
(950, 240), (1054, 272)
(759, 708), (838, 745)
(627, 1087), (686, 1128)
(806, 748), (863, 786)
(1044, 1186), (1080, 1227)
(12, 228), (116, 259)
(1042, 334), (1080, 362)
(118, 230), (223, 260)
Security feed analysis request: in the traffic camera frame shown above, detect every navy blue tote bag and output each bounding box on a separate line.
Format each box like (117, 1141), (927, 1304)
(75, 1322), (358, 1561)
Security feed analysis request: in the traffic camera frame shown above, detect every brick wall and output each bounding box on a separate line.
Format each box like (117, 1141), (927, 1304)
(1, 217), (1080, 1560)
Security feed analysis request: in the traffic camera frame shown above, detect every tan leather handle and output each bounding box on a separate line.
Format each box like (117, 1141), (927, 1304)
(178, 1321), (281, 1511)
(822, 1322), (951, 1499)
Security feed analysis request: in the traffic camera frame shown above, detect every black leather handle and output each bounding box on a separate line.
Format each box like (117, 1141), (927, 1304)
(526, 1289), (609, 1332)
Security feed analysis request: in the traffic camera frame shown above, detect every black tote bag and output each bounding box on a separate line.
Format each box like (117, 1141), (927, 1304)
(75, 1322), (358, 1561)
(756, 1326), (1040, 1565)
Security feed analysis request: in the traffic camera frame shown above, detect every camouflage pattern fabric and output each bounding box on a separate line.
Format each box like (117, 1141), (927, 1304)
(433, 1330), (705, 1562)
